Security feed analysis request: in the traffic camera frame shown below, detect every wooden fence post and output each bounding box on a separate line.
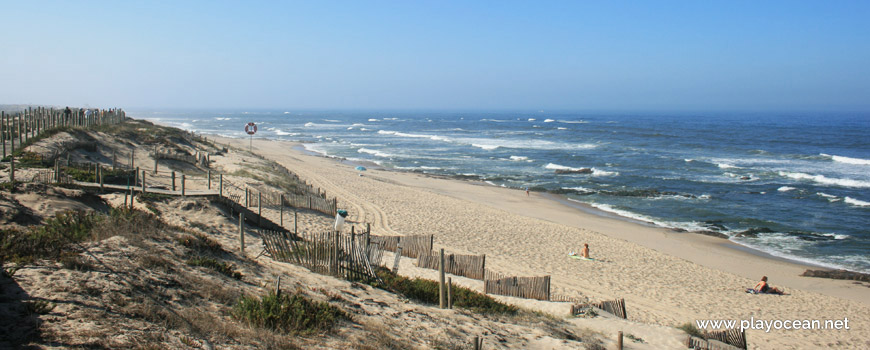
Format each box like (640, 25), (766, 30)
(239, 213), (245, 256)
(153, 157), (158, 174)
(9, 155), (14, 191)
(276, 276), (281, 298)
(439, 248), (446, 309)
(181, 174), (186, 196)
(245, 188), (249, 207)
(99, 166), (104, 192)
(280, 195), (284, 227)
(1, 111), (5, 158)
(294, 207), (298, 234)
(134, 167), (139, 186)
(141, 170), (147, 193)
(392, 247), (402, 273)
(447, 277), (453, 309)
(219, 174), (223, 197)
(207, 170), (211, 189)
(617, 331), (623, 350)
(112, 150), (116, 170)
(258, 191), (262, 226)
(171, 171), (176, 191)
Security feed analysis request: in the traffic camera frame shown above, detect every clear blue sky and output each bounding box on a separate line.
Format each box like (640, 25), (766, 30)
(2, 1), (869, 111)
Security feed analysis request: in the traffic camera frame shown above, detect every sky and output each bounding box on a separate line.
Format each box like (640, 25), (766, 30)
(2, 1), (869, 111)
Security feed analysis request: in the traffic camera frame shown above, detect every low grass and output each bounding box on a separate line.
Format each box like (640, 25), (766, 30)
(177, 232), (226, 256)
(186, 256), (242, 280)
(0, 207), (163, 275)
(372, 267), (518, 315)
(678, 322), (704, 338)
(232, 291), (347, 335)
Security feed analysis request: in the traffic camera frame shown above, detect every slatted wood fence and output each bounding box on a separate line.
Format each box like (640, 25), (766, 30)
(704, 329), (746, 350)
(416, 253), (485, 280)
(686, 336), (746, 350)
(483, 270), (551, 301)
(571, 298), (627, 319)
(260, 229), (384, 282)
(370, 234), (433, 259)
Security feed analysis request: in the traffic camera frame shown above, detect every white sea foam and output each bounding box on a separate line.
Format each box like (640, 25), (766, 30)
(274, 130), (292, 136)
(563, 186), (596, 194)
(215, 117), (233, 121)
(777, 186), (797, 192)
(378, 130), (451, 142)
(544, 163), (618, 176)
(323, 119), (340, 122)
(358, 148), (392, 158)
(368, 118), (379, 122)
(684, 159), (695, 163)
(591, 168), (619, 177)
(472, 144), (500, 150)
(844, 197), (870, 207)
(557, 127), (567, 130)
(717, 163), (740, 169)
(509, 156), (528, 161)
(544, 119), (555, 122)
(283, 111), (290, 114)
(559, 120), (588, 124)
(528, 118), (536, 121)
(304, 122), (315, 127)
(779, 171), (870, 188)
(545, 163), (581, 171)
(815, 192), (841, 202)
(821, 153), (870, 165)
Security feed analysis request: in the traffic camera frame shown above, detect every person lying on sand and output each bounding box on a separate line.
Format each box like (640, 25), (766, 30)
(749, 276), (784, 294)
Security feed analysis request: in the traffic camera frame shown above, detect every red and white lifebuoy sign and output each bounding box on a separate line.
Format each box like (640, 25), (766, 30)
(245, 122), (257, 135)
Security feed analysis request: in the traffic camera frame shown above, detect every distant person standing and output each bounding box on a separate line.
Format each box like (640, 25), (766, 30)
(525, 187), (530, 196)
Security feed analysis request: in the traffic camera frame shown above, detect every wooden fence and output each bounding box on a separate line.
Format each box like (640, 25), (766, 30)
(1, 107), (125, 158)
(571, 298), (627, 319)
(370, 234), (433, 259)
(686, 336), (746, 350)
(483, 270), (551, 301)
(704, 329), (747, 350)
(260, 229), (384, 282)
(416, 253), (485, 280)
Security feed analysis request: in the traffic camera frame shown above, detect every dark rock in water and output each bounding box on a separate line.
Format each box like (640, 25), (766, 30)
(702, 220), (729, 231)
(555, 168), (593, 174)
(740, 176), (751, 180)
(696, 230), (730, 239)
(801, 269), (870, 282)
(734, 227), (775, 238)
(670, 228), (687, 233)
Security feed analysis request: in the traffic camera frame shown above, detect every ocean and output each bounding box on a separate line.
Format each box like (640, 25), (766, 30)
(134, 109), (870, 274)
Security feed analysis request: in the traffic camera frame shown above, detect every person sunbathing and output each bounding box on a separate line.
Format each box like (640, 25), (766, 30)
(580, 243), (590, 259)
(753, 276), (784, 294)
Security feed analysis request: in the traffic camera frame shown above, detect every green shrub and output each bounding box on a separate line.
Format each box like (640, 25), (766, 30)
(178, 232), (225, 256)
(233, 291), (346, 334)
(186, 256), (242, 280)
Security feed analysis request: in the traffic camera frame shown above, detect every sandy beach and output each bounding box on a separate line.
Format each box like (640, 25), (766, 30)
(212, 136), (870, 349)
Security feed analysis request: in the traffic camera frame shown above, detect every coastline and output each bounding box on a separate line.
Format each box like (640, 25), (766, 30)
(218, 134), (869, 305)
(195, 132), (869, 348)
